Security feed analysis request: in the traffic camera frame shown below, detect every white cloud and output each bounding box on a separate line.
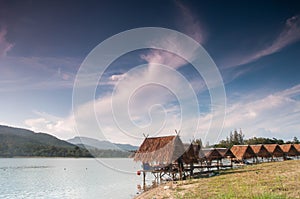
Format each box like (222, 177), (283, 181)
(24, 62), (200, 144)
(110, 74), (126, 81)
(24, 83), (300, 144)
(218, 84), (300, 140)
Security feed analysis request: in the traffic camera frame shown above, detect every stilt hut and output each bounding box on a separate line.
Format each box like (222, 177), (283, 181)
(182, 143), (200, 164)
(294, 144), (300, 154)
(250, 145), (272, 161)
(217, 148), (236, 159)
(202, 148), (223, 161)
(206, 148), (223, 170)
(280, 144), (299, 158)
(230, 145), (257, 163)
(264, 144), (284, 160)
(182, 143), (200, 176)
(134, 135), (185, 184)
(217, 148), (236, 167)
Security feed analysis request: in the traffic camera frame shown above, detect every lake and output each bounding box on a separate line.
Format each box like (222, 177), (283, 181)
(0, 158), (148, 199)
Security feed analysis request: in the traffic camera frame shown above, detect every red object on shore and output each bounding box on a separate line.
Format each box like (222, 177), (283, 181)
(137, 170), (141, 175)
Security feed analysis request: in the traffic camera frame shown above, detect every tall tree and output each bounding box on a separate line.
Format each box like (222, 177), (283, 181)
(293, 136), (299, 144)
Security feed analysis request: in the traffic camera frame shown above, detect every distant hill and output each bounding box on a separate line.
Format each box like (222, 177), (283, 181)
(0, 125), (135, 158)
(0, 125), (92, 157)
(67, 136), (138, 151)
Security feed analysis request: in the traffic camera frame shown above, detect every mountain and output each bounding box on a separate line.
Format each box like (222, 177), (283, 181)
(0, 125), (91, 157)
(67, 136), (138, 151)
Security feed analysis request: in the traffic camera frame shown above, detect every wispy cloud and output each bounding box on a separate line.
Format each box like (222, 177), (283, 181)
(175, 1), (205, 43)
(227, 15), (300, 68)
(0, 26), (13, 57)
(0, 56), (81, 92)
(24, 83), (300, 144)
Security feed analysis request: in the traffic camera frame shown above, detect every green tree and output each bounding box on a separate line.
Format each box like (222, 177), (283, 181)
(293, 136), (299, 144)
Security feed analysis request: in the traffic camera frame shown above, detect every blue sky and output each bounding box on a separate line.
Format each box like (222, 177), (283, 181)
(0, 0), (300, 145)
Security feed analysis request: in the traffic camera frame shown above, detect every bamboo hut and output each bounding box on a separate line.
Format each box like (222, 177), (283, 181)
(134, 135), (185, 166)
(279, 144), (299, 158)
(196, 148), (224, 171)
(134, 135), (186, 185)
(202, 148), (223, 161)
(182, 143), (200, 176)
(182, 143), (200, 164)
(264, 144), (284, 158)
(294, 144), (300, 154)
(217, 148), (236, 167)
(216, 148), (236, 159)
(230, 145), (257, 162)
(250, 145), (272, 160)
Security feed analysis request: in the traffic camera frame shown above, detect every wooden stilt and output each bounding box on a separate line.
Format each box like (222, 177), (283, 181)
(143, 171), (146, 190)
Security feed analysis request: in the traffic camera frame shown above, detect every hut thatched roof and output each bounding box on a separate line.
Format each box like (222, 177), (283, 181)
(216, 148), (236, 159)
(294, 144), (300, 153)
(264, 144), (284, 157)
(279, 144), (299, 156)
(182, 143), (200, 164)
(250, 145), (272, 158)
(201, 148), (223, 161)
(133, 135), (185, 165)
(230, 145), (256, 160)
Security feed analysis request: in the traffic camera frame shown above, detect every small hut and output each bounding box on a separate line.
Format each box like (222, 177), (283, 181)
(217, 148), (236, 167)
(182, 143), (200, 164)
(264, 144), (284, 158)
(216, 148), (236, 159)
(182, 143), (200, 176)
(250, 145), (272, 161)
(230, 145), (257, 162)
(134, 135), (186, 185)
(134, 135), (185, 167)
(294, 144), (300, 154)
(279, 144), (299, 158)
(202, 148), (223, 161)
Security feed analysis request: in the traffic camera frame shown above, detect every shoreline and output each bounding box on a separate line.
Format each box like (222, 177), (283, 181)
(0, 156), (132, 159)
(134, 159), (300, 199)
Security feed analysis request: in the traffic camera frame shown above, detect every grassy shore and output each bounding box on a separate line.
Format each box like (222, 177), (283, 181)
(135, 159), (300, 199)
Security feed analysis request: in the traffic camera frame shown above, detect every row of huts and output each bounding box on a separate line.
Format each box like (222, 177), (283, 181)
(133, 135), (300, 183)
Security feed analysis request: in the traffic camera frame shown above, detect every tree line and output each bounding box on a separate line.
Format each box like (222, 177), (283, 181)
(193, 129), (299, 148)
(214, 129), (299, 148)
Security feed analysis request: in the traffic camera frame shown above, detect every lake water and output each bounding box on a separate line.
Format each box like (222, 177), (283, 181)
(0, 158), (148, 199)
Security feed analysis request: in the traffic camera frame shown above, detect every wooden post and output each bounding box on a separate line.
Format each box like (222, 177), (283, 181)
(143, 171), (146, 190)
(190, 163), (194, 177)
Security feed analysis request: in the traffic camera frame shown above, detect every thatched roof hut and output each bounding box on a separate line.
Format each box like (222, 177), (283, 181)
(250, 145), (272, 158)
(264, 144), (284, 157)
(133, 135), (185, 165)
(279, 144), (299, 157)
(230, 145), (257, 160)
(182, 143), (200, 164)
(294, 144), (300, 153)
(216, 148), (236, 159)
(201, 148), (223, 161)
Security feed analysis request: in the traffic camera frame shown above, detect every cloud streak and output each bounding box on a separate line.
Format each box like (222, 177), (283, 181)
(0, 26), (13, 57)
(175, 1), (205, 43)
(0, 56), (81, 92)
(228, 15), (300, 68)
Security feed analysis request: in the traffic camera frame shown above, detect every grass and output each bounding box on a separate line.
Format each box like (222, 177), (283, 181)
(135, 160), (300, 199)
